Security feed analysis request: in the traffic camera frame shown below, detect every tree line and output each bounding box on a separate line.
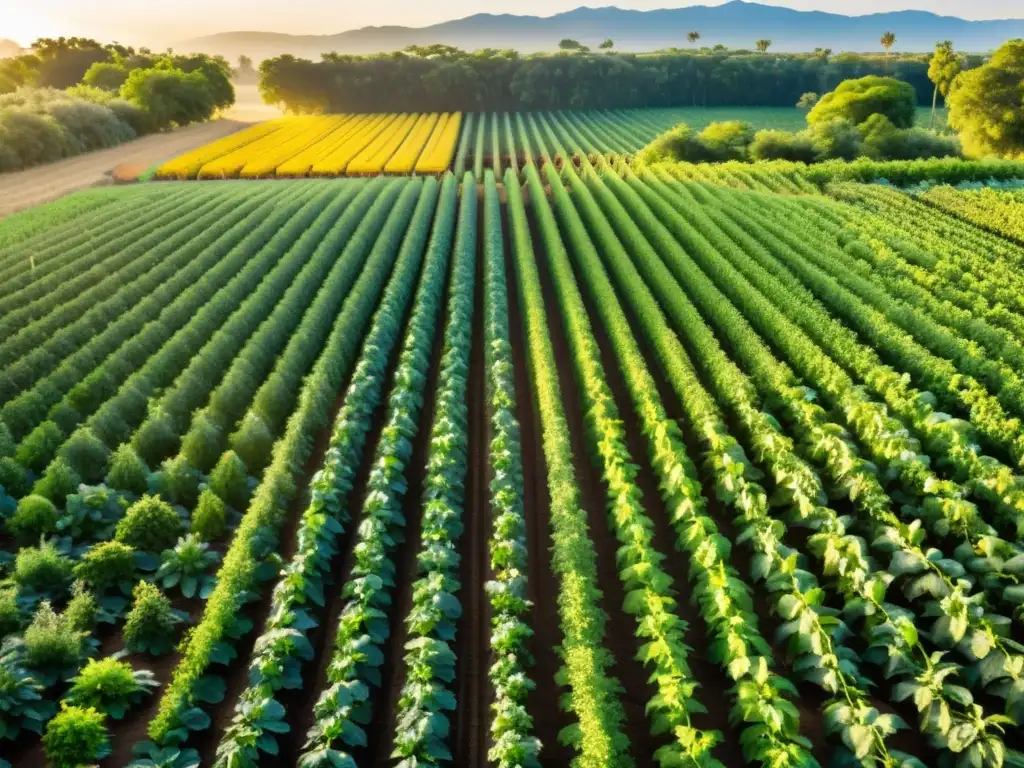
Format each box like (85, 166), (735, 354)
(258, 46), (984, 114)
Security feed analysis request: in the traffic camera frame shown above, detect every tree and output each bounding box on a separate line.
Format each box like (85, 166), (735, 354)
(599, 39), (614, 50)
(755, 39), (772, 54)
(927, 40), (961, 129)
(881, 31), (896, 71)
(796, 91), (819, 110)
(82, 61), (128, 91)
(558, 38), (582, 51)
(687, 31), (701, 45)
(808, 75), (916, 129)
(119, 67), (216, 129)
(947, 39), (1024, 157)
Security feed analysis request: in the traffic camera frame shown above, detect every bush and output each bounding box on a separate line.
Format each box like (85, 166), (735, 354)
(67, 657), (157, 718)
(0, 421), (13, 458)
(209, 450), (251, 509)
(15, 420), (64, 472)
(82, 62), (129, 91)
(59, 429), (111, 482)
(947, 39), (1024, 158)
(7, 495), (59, 544)
(14, 541), (74, 597)
(48, 402), (83, 435)
(32, 457), (82, 505)
(120, 67), (216, 130)
(45, 99), (134, 152)
(73, 541), (135, 593)
(115, 495), (182, 552)
(860, 114), (961, 160)
(0, 108), (69, 171)
(23, 601), (86, 678)
(64, 581), (98, 632)
(230, 414), (274, 472)
(42, 704), (110, 768)
(123, 581), (179, 655)
(810, 118), (864, 161)
(0, 588), (22, 636)
(807, 75), (917, 129)
(180, 413), (223, 471)
(132, 412), (178, 466)
(749, 129), (817, 163)
(158, 455), (200, 507)
(696, 120), (755, 161)
(105, 444), (150, 495)
(0, 457), (28, 498)
(191, 489), (227, 541)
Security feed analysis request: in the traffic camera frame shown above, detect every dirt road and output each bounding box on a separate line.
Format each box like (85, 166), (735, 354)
(0, 120), (247, 219)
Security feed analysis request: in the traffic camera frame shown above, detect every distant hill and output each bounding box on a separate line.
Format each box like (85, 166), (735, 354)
(0, 39), (23, 59)
(178, 1), (1024, 61)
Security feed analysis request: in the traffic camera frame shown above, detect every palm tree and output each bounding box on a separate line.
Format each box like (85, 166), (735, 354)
(881, 31), (896, 71)
(687, 31), (701, 46)
(755, 39), (772, 53)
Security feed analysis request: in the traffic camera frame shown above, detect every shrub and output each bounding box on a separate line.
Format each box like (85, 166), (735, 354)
(47, 401), (83, 435)
(132, 412), (178, 466)
(61, 485), (127, 543)
(73, 541), (135, 594)
(208, 450), (251, 509)
(105, 444), (151, 495)
(0, 588), (22, 636)
(123, 581), (180, 655)
(7, 495), (59, 544)
(0, 109), (69, 170)
(32, 457), (82, 505)
(0, 457), (29, 498)
(14, 420), (64, 472)
(860, 114), (961, 160)
(82, 61), (129, 91)
(807, 75), (917, 129)
(0, 421), (13, 458)
(191, 489), (227, 541)
(810, 118), (864, 161)
(180, 412), (223, 471)
(42, 704), (110, 768)
(14, 541), (74, 597)
(230, 414), (274, 472)
(115, 495), (182, 552)
(66, 657), (158, 718)
(64, 581), (98, 632)
(696, 120), (755, 161)
(59, 429), (111, 482)
(158, 455), (200, 506)
(748, 129), (817, 162)
(947, 39), (1024, 158)
(23, 602), (86, 679)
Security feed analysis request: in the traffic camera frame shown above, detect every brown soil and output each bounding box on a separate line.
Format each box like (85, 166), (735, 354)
(0, 120), (247, 219)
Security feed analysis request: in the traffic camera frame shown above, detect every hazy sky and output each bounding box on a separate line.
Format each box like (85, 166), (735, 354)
(5, 0), (1024, 47)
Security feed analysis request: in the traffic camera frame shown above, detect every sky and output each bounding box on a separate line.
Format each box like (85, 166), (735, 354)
(4, 0), (1024, 47)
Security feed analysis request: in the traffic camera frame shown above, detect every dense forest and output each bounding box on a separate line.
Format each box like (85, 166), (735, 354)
(258, 46), (984, 113)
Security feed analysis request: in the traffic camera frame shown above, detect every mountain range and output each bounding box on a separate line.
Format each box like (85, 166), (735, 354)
(178, 2), (1024, 61)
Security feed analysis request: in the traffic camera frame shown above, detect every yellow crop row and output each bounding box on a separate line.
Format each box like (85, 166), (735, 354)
(309, 114), (397, 177)
(238, 115), (352, 178)
(414, 113), (462, 174)
(347, 113), (419, 175)
(383, 113), (440, 174)
(154, 120), (288, 180)
(275, 115), (373, 177)
(159, 113), (465, 179)
(197, 117), (323, 179)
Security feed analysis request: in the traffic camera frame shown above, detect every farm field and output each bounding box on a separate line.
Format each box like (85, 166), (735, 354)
(3, 158), (1024, 768)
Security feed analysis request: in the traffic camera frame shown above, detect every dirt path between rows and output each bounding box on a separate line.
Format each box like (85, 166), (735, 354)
(0, 120), (248, 219)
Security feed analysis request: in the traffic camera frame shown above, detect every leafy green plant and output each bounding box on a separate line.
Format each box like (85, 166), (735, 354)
(21, 601), (87, 684)
(207, 450), (250, 510)
(0, 641), (50, 740)
(155, 534), (219, 599)
(115, 494), (183, 552)
(67, 657), (158, 718)
(0, 457), (29, 498)
(64, 581), (98, 633)
(13, 539), (74, 601)
(128, 740), (202, 768)
(105, 444), (151, 495)
(31, 457), (82, 506)
(7, 495), (59, 544)
(42, 703), (111, 767)
(73, 540), (136, 595)
(0, 590), (22, 637)
(123, 581), (184, 656)
(191, 489), (227, 541)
